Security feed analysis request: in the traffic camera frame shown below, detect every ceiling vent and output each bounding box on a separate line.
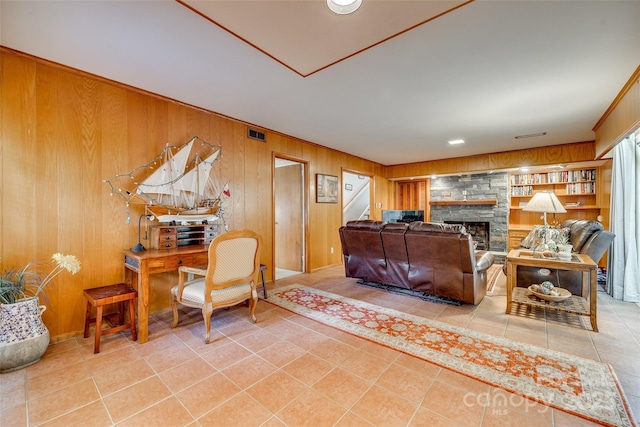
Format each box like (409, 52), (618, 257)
(248, 128), (266, 142)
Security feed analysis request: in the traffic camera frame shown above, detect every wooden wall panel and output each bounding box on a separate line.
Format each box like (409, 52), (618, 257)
(386, 141), (596, 180)
(0, 49), (390, 338)
(594, 66), (640, 158)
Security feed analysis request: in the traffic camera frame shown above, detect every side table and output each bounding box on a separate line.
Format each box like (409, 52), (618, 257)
(505, 249), (598, 332)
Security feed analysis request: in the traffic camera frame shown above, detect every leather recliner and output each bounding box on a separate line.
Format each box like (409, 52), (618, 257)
(514, 219), (615, 296)
(339, 220), (494, 304)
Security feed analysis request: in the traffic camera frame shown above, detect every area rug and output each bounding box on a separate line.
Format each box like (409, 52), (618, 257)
(268, 284), (636, 427)
(486, 263), (504, 294)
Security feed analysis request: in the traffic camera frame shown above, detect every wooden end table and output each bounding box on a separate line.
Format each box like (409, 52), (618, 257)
(505, 249), (598, 332)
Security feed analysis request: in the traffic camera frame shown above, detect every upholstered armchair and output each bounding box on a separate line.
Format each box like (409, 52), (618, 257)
(170, 229), (263, 343)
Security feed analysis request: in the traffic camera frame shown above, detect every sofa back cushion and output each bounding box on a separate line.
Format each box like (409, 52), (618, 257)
(339, 220), (386, 282)
(561, 219), (604, 252)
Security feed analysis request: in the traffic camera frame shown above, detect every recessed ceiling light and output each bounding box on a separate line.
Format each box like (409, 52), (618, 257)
(326, 0), (362, 15)
(515, 132), (547, 139)
(448, 139), (465, 145)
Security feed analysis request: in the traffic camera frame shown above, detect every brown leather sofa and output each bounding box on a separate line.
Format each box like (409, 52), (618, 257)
(512, 219), (615, 296)
(339, 220), (494, 304)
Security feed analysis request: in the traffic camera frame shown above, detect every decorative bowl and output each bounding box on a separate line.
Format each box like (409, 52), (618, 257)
(528, 285), (571, 302)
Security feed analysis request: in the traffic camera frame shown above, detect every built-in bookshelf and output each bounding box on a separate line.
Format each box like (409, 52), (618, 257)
(508, 167), (601, 249)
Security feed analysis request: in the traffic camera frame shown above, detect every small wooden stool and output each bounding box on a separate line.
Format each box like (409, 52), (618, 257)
(83, 283), (137, 353)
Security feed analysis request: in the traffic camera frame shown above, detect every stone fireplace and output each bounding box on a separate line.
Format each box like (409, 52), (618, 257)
(444, 221), (490, 250)
(429, 172), (508, 255)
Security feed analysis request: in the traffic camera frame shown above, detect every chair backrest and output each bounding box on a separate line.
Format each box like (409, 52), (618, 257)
(204, 229), (262, 292)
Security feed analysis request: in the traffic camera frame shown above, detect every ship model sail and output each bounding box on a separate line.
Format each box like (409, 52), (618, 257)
(104, 137), (227, 224)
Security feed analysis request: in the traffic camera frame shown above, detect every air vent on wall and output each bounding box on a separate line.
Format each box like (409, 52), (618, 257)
(248, 128), (266, 142)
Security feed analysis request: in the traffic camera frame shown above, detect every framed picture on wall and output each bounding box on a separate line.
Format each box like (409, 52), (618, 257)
(316, 174), (339, 203)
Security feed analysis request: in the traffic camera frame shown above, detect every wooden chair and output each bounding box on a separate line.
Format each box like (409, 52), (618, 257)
(170, 229), (263, 343)
(83, 283), (137, 353)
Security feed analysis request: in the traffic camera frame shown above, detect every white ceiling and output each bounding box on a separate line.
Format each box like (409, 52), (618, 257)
(2, 1), (639, 166)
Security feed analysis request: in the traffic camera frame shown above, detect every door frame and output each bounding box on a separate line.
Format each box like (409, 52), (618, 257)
(272, 153), (309, 282)
(341, 168), (373, 225)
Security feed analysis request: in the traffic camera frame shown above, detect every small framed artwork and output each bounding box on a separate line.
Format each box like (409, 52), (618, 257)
(316, 173), (339, 203)
(344, 183), (353, 191)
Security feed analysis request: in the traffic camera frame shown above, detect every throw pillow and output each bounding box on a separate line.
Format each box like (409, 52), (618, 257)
(520, 226), (571, 249)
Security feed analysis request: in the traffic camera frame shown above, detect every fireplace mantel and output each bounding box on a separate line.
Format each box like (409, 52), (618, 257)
(429, 199), (497, 206)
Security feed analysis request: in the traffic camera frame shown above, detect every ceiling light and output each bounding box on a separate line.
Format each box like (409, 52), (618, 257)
(448, 139), (465, 145)
(515, 132), (547, 139)
(327, 0), (362, 15)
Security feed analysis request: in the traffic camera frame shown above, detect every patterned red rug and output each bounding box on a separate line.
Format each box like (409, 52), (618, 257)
(267, 285), (636, 427)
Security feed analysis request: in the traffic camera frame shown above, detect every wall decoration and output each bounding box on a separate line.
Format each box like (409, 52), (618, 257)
(316, 174), (339, 203)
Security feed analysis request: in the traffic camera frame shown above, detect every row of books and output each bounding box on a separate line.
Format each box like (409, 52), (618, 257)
(510, 169), (596, 185)
(510, 182), (596, 196)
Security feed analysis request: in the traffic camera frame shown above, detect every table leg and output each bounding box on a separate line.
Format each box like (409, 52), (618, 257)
(589, 267), (598, 332)
(505, 261), (514, 314)
(137, 261), (150, 343)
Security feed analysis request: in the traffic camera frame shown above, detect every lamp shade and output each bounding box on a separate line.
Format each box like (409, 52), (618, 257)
(522, 191), (567, 214)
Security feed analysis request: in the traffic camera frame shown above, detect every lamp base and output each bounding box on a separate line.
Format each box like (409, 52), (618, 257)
(131, 243), (146, 253)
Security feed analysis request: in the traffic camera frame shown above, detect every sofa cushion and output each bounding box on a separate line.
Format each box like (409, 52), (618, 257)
(408, 221), (465, 234)
(566, 219), (603, 252)
(345, 220), (385, 230)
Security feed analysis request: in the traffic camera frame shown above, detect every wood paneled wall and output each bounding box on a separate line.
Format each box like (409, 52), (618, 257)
(0, 49), (387, 339)
(593, 65), (640, 158)
(386, 141), (598, 179)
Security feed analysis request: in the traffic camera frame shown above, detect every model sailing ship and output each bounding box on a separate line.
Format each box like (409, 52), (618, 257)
(104, 136), (228, 226)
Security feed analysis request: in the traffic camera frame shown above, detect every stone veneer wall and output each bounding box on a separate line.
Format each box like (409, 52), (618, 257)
(429, 172), (509, 254)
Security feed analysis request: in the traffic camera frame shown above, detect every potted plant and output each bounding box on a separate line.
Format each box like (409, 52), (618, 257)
(0, 253), (81, 373)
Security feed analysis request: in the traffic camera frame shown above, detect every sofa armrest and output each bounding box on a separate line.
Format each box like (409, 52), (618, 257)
(475, 251), (494, 272)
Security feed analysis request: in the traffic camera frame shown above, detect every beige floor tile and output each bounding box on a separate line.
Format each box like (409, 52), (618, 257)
(221, 354), (278, 389)
(350, 384), (418, 426)
(309, 337), (358, 365)
(157, 357), (217, 393)
(1, 402), (27, 427)
(92, 359), (155, 396)
(246, 371), (308, 413)
(339, 349), (393, 382)
(420, 379), (486, 427)
(200, 341), (253, 370)
(198, 392), (273, 427)
(312, 367), (371, 408)
(281, 352), (333, 386)
(27, 378), (100, 425)
(408, 407), (461, 427)
(375, 363), (433, 403)
(7, 265), (640, 426)
(116, 397), (194, 427)
(102, 376), (171, 423)
(276, 389), (347, 427)
(176, 372), (241, 418)
(143, 340), (197, 373)
(257, 340), (306, 367)
(26, 361), (90, 399)
(39, 400), (112, 427)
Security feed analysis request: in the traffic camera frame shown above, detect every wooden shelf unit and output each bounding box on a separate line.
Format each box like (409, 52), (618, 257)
(150, 223), (220, 250)
(507, 167), (601, 250)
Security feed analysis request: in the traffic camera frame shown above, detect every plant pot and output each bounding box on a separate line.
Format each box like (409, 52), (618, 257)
(557, 244), (573, 253)
(0, 297), (50, 373)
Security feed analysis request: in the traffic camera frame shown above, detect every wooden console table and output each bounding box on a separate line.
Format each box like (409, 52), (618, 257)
(505, 249), (598, 331)
(123, 246), (209, 343)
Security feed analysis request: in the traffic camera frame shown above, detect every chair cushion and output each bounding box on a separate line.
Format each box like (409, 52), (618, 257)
(171, 279), (252, 306)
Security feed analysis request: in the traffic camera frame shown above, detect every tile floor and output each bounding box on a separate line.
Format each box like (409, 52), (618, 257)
(2, 266), (640, 427)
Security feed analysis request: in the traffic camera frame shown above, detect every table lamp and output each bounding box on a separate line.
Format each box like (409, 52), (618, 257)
(522, 191), (566, 252)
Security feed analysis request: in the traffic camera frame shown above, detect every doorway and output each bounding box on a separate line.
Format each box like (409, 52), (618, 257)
(342, 170), (371, 225)
(274, 156), (307, 280)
